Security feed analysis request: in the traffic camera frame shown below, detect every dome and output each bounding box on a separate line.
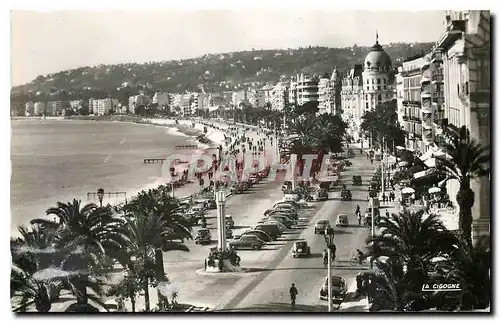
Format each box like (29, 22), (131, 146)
(364, 41), (392, 72)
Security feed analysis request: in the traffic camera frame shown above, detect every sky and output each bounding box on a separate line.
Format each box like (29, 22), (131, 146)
(10, 10), (446, 86)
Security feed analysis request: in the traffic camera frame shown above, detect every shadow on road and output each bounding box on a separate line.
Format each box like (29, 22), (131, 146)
(220, 302), (327, 312)
(332, 229), (353, 235)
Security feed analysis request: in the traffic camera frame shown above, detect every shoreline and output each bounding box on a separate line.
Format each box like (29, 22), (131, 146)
(11, 117), (231, 236)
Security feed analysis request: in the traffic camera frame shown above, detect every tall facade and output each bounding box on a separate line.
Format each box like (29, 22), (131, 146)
(270, 82), (288, 111)
(396, 56), (426, 152)
(432, 10), (491, 241)
(289, 74), (319, 107)
(341, 37), (395, 142)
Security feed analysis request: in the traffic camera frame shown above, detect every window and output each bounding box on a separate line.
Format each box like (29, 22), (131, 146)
(383, 79), (387, 84)
(384, 85), (387, 90)
(378, 94), (382, 101)
(372, 79), (375, 84)
(366, 79), (369, 85)
(378, 86), (381, 90)
(366, 102), (369, 109)
(377, 78), (381, 84)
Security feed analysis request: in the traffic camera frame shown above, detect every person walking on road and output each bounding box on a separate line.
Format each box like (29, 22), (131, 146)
(290, 283), (298, 308)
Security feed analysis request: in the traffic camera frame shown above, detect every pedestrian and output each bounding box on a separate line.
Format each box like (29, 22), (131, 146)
(289, 283), (298, 308)
(370, 158), (373, 165)
(385, 209), (389, 218)
(382, 193), (386, 203)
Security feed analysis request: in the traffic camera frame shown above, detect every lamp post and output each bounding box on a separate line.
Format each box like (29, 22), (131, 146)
(215, 190), (227, 252)
(97, 188), (104, 207)
(169, 167), (176, 198)
(290, 154), (297, 191)
(324, 226), (335, 312)
(370, 197), (375, 269)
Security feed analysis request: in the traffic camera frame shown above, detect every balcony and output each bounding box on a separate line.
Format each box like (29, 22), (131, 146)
(402, 115), (422, 123)
(422, 114), (432, 123)
(402, 100), (421, 107)
(421, 107), (432, 114)
(423, 122), (433, 130)
(421, 91), (431, 99)
(420, 76), (431, 84)
(421, 98), (431, 108)
(431, 74), (444, 84)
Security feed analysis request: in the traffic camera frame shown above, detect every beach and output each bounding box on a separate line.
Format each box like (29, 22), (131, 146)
(10, 118), (226, 236)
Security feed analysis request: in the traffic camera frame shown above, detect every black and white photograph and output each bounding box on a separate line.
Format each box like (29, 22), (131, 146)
(7, 3), (492, 314)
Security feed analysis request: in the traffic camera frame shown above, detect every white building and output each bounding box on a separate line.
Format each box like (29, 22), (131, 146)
(270, 82), (288, 111)
(232, 90), (248, 109)
(128, 94), (150, 114)
(396, 55), (427, 152)
(289, 74), (319, 107)
(34, 101), (45, 116)
(25, 101), (35, 116)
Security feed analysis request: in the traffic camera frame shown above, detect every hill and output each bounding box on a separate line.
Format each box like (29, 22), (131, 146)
(10, 42), (433, 113)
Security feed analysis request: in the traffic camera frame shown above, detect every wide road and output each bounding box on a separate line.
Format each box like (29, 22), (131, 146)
(220, 149), (377, 312)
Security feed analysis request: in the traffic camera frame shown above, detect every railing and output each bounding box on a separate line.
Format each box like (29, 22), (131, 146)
(431, 73), (444, 83)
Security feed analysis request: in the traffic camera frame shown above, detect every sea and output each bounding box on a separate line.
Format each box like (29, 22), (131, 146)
(10, 119), (199, 235)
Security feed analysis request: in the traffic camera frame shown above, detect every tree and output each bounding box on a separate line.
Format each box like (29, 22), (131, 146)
(435, 125), (490, 245)
(123, 187), (192, 311)
(367, 210), (456, 311)
(433, 235), (490, 310)
(360, 100), (404, 153)
(39, 200), (130, 308)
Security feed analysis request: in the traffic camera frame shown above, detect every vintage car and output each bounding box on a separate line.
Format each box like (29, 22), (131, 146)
(319, 276), (347, 301)
(335, 214), (349, 227)
(195, 198), (217, 210)
(314, 219), (331, 234)
(241, 229), (273, 242)
(340, 189), (352, 201)
(228, 235), (264, 250)
(226, 215), (235, 229)
(191, 203), (207, 214)
(194, 228), (212, 245)
(310, 188), (328, 202)
(352, 175), (362, 186)
(292, 240), (311, 258)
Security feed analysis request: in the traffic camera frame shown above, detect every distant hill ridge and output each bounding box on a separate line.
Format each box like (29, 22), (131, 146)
(11, 42), (433, 109)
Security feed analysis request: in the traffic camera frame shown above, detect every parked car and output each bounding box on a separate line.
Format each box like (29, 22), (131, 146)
(340, 189), (352, 201)
(195, 198), (216, 210)
(335, 214), (349, 227)
(263, 220), (287, 232)
(241, 230), (272, 242)
(319, 276), (347, 301)
(292, 240), (311, 258)
(310, 188), (328, 201)
(228, 235), (264, 250)
(191, 203), (207, 214)
(195, 228), (212, 245)
(226, 215), (235, 229)
(266, 215), (295, 228)
(273, 201), (301, 209)
(263, 209), (298, 220)
(314, 219), (331, 234)
(254, 224), (281, 239)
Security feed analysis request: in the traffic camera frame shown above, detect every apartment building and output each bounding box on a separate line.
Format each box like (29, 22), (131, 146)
(396, 55), (426, 151)
(432, 10), (491, 241)
(152, 92), (170, 108)
(317, 69), (342, 115)
(25, 101), (35, 116)
(270, 82), (288, 111)
(128, 94), (150, 114)
(34, 102), (46, 116)
(289, 73), (319, 107)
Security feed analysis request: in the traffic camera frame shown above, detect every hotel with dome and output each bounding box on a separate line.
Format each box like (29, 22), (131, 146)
(340, 36), (396, 143)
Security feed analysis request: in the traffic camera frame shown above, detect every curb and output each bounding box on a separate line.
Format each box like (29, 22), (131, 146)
(195, 268), (262, 278)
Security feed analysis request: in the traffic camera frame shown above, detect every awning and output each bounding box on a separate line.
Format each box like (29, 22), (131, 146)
(401, 187), (415, 194)
(413, 168), (435, 179)
(398, 161), (409, 167)
(428, 187), (441, 193)
(424, 158), (436, 168)
(396, 146), (405, 150)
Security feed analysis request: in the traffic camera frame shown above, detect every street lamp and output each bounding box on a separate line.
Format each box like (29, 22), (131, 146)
(324, 226), (335, 312)
(215, 190), (227, 252)
(97, 188), (104, 207)
(370, 197), (375, 269)
(169, 167), (176, 198)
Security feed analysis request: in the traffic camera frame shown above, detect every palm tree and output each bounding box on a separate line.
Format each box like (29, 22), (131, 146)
(433, 234), (490, 310)
(367, 210), (456, 310)
(123, 188), (192, 311)
(39, 200), (130, 308)
(435, 125), (490, 245)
